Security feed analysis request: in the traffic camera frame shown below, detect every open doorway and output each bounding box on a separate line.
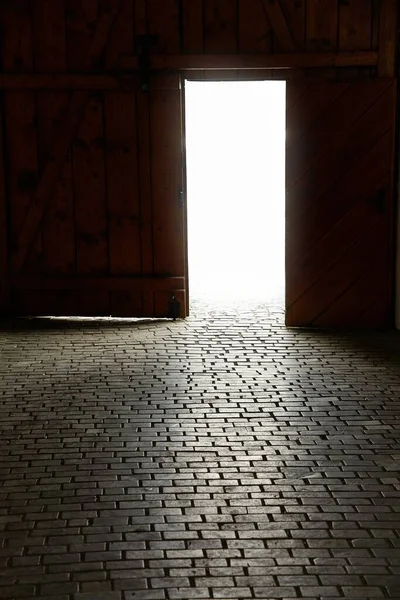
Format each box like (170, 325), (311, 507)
(185, 79), (286, 309)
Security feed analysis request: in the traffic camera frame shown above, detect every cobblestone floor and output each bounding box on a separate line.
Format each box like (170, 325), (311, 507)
(1, 297), (400, 600)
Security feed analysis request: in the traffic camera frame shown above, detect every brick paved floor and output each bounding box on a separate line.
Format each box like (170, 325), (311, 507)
(1, 296), (400, 600)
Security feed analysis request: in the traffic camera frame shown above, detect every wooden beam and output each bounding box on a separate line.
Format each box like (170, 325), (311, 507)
(121, 51), (379, 70)
(0, 106), (8, 312)
(0, 52), (378, 92)
(260, 0), (296, 51)
(0, 74), (128, 90)
(12, 276), (186, 292)
(378, 0), (398, 77)
(11, 0), (123, 275)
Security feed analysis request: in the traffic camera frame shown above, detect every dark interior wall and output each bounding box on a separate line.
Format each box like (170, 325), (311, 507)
(0, 1), (397, 75)
(0, 0), (398, 322)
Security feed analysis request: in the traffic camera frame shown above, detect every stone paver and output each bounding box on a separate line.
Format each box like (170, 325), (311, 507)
(0, 296), (400, 600)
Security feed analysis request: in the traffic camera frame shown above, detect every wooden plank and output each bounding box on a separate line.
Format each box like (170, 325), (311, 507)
(313, 254), (387, 327)
(288, 85), (394, 225)
(202, 69), (239, 80)
(1, 1), (42, 277)
(339, 0), (372, 51)
(73, 93), (108, 276)
(137, 90), (154, 316)
(0, 74), (135, 90)
(120, 51), (378, 70)
(5, 93), (42, 276)
(0, 104), (8, 311)
(32, 0), (67, 72)
(287, 81), (393, 215)
(387, 81), (398, 300)
(110, 290), (142, 316)
(287, 193), (383, 307)
(12, 276), (186, 291)
(287, 138), (392, 266)
(149, 71), (185, 318)
(135, 0), (153, 316)
(37, 93), (76, 276)
(306, 0), (339, 51)
(134, 0), (147, 36)
(77, 290), (110, 316)
(204, 0), (238, 53)
(25, 291), (78, 316)
(33, 1), (75, 277)
(378, 0), (398, 77)
(0, 0), (43, 278)
(286, 81), (311, 109)
(285, 79), (396, 328)
(260, 0), (296, 51)
(11, 290), (58, 316)
(105, 91), (141, 276)
(371, 0), (380, 50)
(238, 0), (273, 53)
(147, 0), (181, 53)
(105, 0), (134, 69)
(287, 80), (390, 193)
(182, 0), (204, 53)
(150, 76), (185, 278)
(0, 53), (376, 86)
(11, 91), (88, 274)
(356, 293), (391, 328)
(279, 0), (306, 50)
(286, 82), (349, 148)
(67, 0), (123, 70)
(1, 0), (33, 72)
(11, 2), (123, 274)
(338, 0), (373, 79)
(286, 220), (386, 326)
(66, 0), (99, 71)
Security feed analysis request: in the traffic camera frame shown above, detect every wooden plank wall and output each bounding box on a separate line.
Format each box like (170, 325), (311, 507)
(286, 80), (396, 327)
(0, 0), (398, 318)
(0, 0), (187, 316)
(0, 1), (397, 74)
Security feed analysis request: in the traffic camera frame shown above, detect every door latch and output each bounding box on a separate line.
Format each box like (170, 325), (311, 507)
(168, 294), (181, 320)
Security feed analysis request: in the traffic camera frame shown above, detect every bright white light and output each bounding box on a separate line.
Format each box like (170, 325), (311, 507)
(185, 80), (286, 303)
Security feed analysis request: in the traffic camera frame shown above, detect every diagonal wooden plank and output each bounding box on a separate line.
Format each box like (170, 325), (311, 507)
(286, 83), (395, 222)
(287, 145), (391, 268)
(285, 78), (396, 328)
(286, 219), (386, 326)
(287, 80), (392, 194)
(286, 186), (387, 307)
(279, 0), (306, 49)
(286, 82), (350, 153)
(286, 130), (393, 255)
(313, 254), (388, 327)
(11, 0), (123, 274)
(356, 293), (391, 328)
(260, 0), (296, 51)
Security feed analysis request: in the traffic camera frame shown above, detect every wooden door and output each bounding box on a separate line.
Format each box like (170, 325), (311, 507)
(286, 80), (396, 328)
(0, 2), (188, 318)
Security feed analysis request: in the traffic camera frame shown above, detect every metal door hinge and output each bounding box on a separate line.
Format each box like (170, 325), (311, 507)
(178, 186), (185, 208)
